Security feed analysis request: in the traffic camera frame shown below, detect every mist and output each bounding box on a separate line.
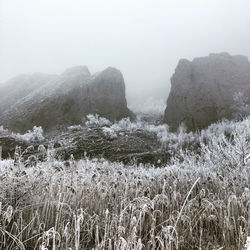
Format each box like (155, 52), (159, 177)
(1, 0), (250, 105)
(2, 2), (250, 248)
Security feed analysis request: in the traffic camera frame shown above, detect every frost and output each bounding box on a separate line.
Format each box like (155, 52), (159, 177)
(102, 126), (118, 139)
(85, 114), (112, 127)
(0, 126), (9, 135)
(1, 125), (45, 143)
(15, 126), (45, 143)
(86, 115), (198, 153)
(246, 237), (250, 250)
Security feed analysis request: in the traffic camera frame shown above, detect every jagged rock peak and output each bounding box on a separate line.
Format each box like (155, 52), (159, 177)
(101, 67), (122, 75)
(164, 52), (250, 131)
(208, 52), (248, 61)
(61, 66), (91, 77)
(0, 66), (134, 132)
(93, 67), (124, 85)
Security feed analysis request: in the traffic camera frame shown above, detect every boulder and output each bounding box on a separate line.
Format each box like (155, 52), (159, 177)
(164, 53), (250, 131)
(0, 66), (135, 132)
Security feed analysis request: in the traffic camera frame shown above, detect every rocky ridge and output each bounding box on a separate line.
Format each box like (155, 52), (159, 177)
(0, 66), (134, 132)
(164, 52), (250, 130)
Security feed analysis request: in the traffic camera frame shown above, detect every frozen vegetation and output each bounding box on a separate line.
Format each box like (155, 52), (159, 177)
(0, 126), (44, 143)
(0, 115), (250, 249)
(84, 114), (198, 154)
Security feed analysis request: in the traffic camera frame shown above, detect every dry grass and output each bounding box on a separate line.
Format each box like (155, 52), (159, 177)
(0, 154), (249, 249)
(1, 117), (250, 249)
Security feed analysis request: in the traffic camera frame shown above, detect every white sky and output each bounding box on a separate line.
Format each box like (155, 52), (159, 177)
(0, 0), (250, 104)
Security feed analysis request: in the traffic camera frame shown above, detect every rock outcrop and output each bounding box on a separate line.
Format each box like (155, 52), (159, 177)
(0, 66), (134, 132)
(164, 53), (250, 131)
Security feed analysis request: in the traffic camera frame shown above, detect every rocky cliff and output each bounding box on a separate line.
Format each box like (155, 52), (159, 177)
(164, 53), (250, 131)
(0, 66), (134, 132)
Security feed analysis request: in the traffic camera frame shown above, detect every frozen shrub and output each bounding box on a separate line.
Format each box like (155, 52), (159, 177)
(232, 91), (250, 119)
(111, 118), (144, 133)
(146, 124), (169, 142)
(0, 126), (10, 136)
(85, 113), (250, 162)
(102, 126), (118, 139)
(85, 114), (112, 127)
(91, 115), (199, 152)
(15, 126), (45, 143)
(0, 126), (8, 133)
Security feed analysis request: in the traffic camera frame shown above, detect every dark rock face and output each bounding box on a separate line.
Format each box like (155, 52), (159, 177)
(164, 53), (250, 131)
(0, 66), (134, 132)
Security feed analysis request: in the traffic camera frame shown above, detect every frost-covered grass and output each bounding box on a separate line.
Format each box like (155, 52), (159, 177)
(246, 237), (250, 250)
(0, 159), (249, 249)
(1, 117), (250, 249)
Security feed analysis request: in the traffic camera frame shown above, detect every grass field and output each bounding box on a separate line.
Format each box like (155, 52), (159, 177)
(0, 117), (250, 249)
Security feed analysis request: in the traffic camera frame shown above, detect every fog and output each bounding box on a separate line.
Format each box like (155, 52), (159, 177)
(1, 0), (250, 105)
